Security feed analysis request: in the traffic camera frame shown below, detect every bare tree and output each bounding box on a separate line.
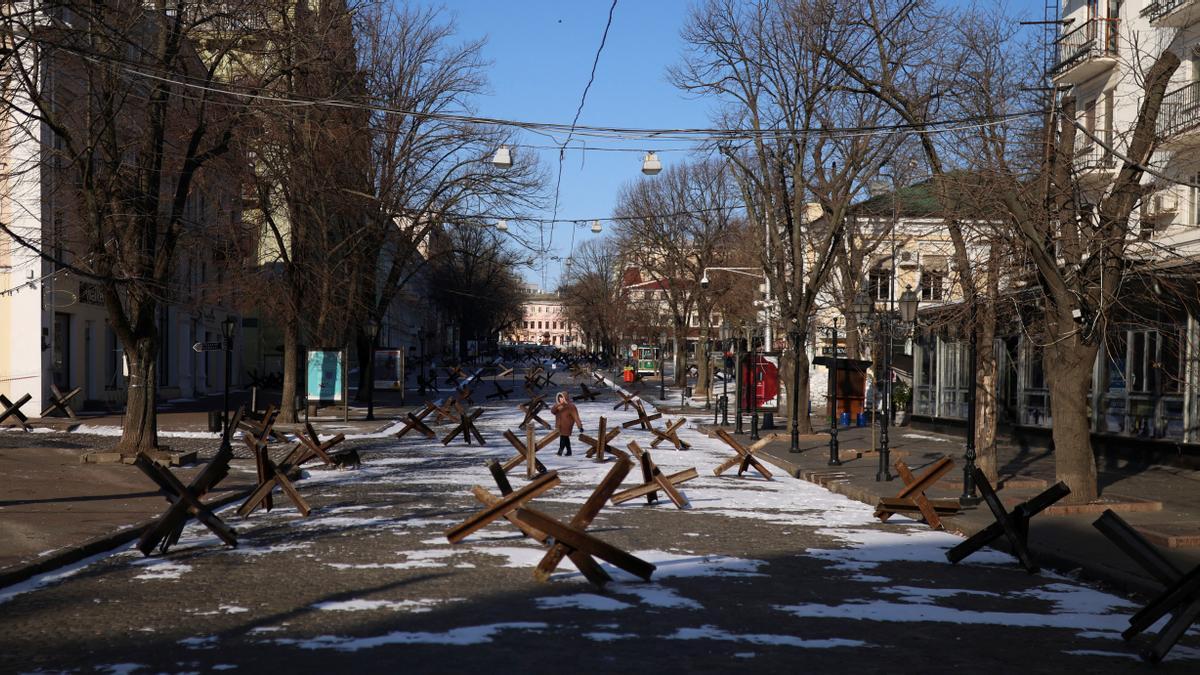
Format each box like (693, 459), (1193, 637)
(613, 158), (741, 387)
(560, 238), (627, 356)
(427, 224), (525, 357)
(0, 1), (265, 451)
(672, 0), (900, 433)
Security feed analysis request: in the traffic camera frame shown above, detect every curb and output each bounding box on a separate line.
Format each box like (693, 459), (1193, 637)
(0, 489), (250, 591)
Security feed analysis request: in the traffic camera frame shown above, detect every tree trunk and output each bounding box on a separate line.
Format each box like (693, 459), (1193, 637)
(794, 345), (813, 434)
(975, 308), (998, 482)
(354, 329), (370, 402)
(117, 336), (159, 453)
(975, 256), (1001, 482)
(279, 318), (300, 423)
(1045, 338), (1099, 504)
(673, 325), (686, 387)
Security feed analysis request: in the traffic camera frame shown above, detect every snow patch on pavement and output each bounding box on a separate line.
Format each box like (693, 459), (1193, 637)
(274, 622), (549, 651)
(667, 624), (867, 649)
(535, 594), (634, 611)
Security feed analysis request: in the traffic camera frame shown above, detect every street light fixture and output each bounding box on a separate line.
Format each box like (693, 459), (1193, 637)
(641, 151), (662, 175)
(492, 146), (513, 168)
(221, 316), (236, 445)
(364, 318), (380, 422)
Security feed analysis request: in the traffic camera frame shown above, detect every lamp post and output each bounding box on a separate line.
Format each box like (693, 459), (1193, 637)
(221, 316), (236, 445)
(961, 299), (980, 506)
(828, 318), (841, 465)
(735, 326), (745, 434)
(659, 340), (666, 402)
(788, 328), (803, 453)
(364, 319), (379, 421)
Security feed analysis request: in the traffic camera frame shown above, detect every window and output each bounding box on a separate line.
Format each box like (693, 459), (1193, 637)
(868, 268), (891, 301)
(1190, 172), (1200, 227)
(919, 268), (945, 301)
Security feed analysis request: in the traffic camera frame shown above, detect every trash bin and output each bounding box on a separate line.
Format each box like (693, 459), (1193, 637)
(839, 411), (851, 428)
(623, 367), (635, 383)
(856, 412), (867, 427)
(207, 409), (222, 433)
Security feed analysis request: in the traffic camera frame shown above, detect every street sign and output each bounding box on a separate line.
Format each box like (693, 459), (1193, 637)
(193, 341), (225, 353)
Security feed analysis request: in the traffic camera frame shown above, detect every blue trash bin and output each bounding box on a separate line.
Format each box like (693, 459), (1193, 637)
(856, 412), (866, 427)
(839, 412), (850, 427)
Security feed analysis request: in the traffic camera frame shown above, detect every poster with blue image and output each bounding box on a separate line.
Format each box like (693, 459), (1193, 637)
(306, 349), (344, 402)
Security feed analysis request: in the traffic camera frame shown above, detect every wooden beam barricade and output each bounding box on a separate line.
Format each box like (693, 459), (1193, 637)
(945, 468), (1070, 572)
(239, 403), (283, 443)
(1093, 509), (1200, 663)
(444, 365), (467, 386)
(611, 441), (697, 509)
(0, 393), (33, 431)
(576, 383), (601, 401)
(622, 400), (663, 431)
(444, 470), (561, 544)
(486, 379), (513, 400)
(295, 422), (347, 467)
(649, 418), (692, 451)
(712, 428), (774, 480)
(135, 407), (246, 555)
(430, 398), (462, 425)
(524, 456), (655, 586)
(237, 441), (311, 518)
(501, 427), (558, 478)
(416, 373), (437, 396)
(518, 395), (551, 430)
(613, 389), (639, 412)
(396, 403), (437, 439)
(874, 457), (960, 530)
(581, 416), (621, 463)
(441, 407), (486, 446)
(40, 384), (82, 419)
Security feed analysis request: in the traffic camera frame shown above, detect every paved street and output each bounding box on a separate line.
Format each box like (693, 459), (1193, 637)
(2, 384), (1198, 674)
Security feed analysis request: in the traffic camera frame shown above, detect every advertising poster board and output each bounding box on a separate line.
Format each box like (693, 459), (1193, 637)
(373, 349), (405, 390)
(306, 349), (345, 403)
(739, 352), (781, 411)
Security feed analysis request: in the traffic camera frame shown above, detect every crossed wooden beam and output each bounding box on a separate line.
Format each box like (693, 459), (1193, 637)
(415, 373), (437, 395)
(135, 408), (245, 555)
(611, 441), (697, 509)
(238, 440), (311, 518)
(40, 384), (81, 418)
(621, 400), (663, 431)
(397, 402), (438, 439)
(444, 365), (467, 386)
(445, 461), (656, 587)
(875, 457), (961, 530)
(712, 428), (774, 480)
(430, 398), (462, 425)
(613, 389), (639, 412)
(0, 393), (32, 431)
(518, 395), (551, 430)
(649, 418), (691, 451)
(295, 422), (347, 467)
(946, 468), (1070, 572)
(486, 379), (513, 400)
(581, 416), (623, 463)
(501, 426), (558, 478)
(576, 383), (601, 401)
(442, 407), (486, 446)
(1094, 509), (1200, 663)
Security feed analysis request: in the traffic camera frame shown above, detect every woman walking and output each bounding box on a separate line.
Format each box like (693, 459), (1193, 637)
(551, 391), (583, 456)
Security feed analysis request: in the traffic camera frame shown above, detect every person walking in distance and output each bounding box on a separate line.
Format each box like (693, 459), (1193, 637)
(552, 391), (583, 456)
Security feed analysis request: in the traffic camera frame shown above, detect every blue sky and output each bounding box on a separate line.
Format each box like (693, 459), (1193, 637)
(435, 0), (1045, 289)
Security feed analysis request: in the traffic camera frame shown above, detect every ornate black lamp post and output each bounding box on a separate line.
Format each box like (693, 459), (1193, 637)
(364, 318), (379, 421)
(828, 318), (841, 466)
(221, 316), (236, 445)
(961, 299), (980, 506)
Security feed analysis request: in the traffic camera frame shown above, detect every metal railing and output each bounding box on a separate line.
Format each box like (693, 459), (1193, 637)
(1157, 80), (1200, 141)
(1053, 18), (1119, 75)
(1073, 138), (1116, 171)
(1141, 0), (1192, 22)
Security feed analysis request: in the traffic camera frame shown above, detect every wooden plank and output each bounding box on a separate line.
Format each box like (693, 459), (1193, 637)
(612, 469), (699, 505)
(520, 508), (655, 582)
(444, 471), (560, 543)
(471, 486), (548, 542)
(534, 458), (632, 580)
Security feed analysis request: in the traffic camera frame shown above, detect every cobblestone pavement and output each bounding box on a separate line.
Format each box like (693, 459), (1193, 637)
(2, 383), (1198, 674)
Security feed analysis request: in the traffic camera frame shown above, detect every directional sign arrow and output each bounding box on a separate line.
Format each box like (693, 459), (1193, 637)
(193, 341), (225, 353)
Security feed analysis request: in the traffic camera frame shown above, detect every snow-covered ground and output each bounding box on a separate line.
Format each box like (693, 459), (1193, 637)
(3, 374), (1198, 671)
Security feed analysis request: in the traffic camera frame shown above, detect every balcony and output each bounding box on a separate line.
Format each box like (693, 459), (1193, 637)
(1156, 81), (1200, 146)
(1052, 18), (1119, 85)
(1073, 138), (1116, 177)
(1141, 0), (1200, 26)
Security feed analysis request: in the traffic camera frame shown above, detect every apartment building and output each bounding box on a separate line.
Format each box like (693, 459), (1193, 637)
(906, 0), (1200, 445)
(0, 7), (243, 415)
